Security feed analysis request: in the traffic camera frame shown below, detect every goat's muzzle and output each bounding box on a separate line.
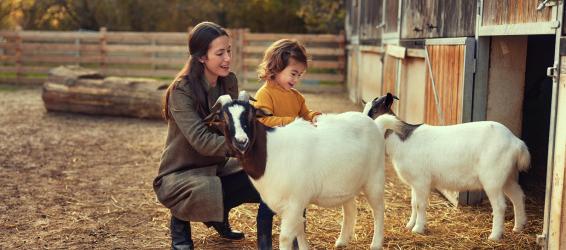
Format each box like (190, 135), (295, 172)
(233, 138), (249, 155)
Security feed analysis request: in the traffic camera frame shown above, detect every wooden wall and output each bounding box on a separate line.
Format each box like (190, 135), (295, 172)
(384, 0), (399, 34)
(401, 0), (476, 39)
(359, 47), (383, 103)
(398, 56), (426, 124)
(481, 0), (553, 26)
(359, 0), (383, 45)
(485, 36), (528, 136)
(424, 44), (465, 125)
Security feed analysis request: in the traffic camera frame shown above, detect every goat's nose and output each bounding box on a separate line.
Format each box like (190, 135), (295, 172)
(234, 138), (248, 152)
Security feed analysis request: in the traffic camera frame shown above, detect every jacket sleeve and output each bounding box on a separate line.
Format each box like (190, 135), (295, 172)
(253, 88), (295, 127)
(169, 86), (228, 157)
(297, 91), (321, 121)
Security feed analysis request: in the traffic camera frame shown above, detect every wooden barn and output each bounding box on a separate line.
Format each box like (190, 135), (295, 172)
(345, 0), (565, 248)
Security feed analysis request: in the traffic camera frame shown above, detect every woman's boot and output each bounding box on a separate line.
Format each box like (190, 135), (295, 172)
(204, 208), (244, 240)
(170, 216), (194, 250)
(257, 201), (274, 250)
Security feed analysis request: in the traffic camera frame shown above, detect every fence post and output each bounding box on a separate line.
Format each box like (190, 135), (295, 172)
(231, 28), (244, 80)
(15, 26), (22, 84)
(242, 28), (250, 86)
(99, 27), (107, 74)
(337, 30), (346, 84)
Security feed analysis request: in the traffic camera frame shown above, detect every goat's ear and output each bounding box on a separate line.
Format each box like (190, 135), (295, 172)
(256, 107), (273, 118)
(385, 93), (399, 107)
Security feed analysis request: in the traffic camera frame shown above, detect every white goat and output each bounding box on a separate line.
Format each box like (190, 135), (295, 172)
(205, 92), (385, 250)
(363, 93), (531, 241)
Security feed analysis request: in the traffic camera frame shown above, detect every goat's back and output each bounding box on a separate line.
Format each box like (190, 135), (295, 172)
(386, 121), (527, 190)
(256, 112), (385, 208)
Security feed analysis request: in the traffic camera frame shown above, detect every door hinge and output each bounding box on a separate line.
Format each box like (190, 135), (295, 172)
(547, 66), (559, 79)
(551, 20), (561, 29)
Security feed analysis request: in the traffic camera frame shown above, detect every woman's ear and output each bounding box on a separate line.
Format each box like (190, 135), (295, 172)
(199, 55), (207, 63)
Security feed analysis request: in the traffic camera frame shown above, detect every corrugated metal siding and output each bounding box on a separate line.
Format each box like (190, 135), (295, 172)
(424, 44), (465, 125)
(482, 0), (553, 25)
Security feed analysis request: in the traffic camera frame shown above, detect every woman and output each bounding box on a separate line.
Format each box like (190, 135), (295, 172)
(153, 21), (264, 250)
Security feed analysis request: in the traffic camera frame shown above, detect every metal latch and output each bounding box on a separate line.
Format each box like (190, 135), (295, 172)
(538, 0), (557, 10)
(547, 65), (558, 79)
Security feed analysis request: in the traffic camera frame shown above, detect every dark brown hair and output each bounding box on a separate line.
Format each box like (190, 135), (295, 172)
(162, 21), (229, 120)
(257, 39), (308, 81)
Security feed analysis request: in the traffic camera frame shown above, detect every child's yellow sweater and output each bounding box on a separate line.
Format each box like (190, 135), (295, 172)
(253, 82), (321, 127)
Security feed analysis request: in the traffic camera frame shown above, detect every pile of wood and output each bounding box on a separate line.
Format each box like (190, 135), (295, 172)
(42, 66), (168, 119)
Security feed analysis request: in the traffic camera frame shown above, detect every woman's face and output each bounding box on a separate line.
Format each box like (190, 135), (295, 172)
(201, 35), (231, 84)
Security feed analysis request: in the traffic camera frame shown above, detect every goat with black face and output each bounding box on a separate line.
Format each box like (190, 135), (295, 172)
(206, 91), (386, 250)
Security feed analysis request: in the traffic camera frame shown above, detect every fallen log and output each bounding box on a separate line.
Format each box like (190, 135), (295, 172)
(42, 65), (169, 119)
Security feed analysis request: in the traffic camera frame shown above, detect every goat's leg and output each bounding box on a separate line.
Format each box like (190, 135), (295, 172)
(295, 216), (308, 250)
(406, 188), (417, 229)
(503, 178), (527, 232)
(335, 198), (357, 248)
(279, 206), (307, 250)
(412, 185), (430, 234)
(364, 181), (384, 249)
(484, 187), (507, 241)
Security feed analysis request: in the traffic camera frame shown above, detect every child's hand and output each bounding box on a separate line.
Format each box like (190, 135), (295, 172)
(311, 115), (320, 126)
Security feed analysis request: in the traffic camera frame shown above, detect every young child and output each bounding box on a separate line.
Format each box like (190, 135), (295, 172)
(253, 39), (320, 249)
(254, 39), (321, 127)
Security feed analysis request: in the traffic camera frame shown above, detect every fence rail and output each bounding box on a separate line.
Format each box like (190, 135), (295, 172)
(0, 28), (345, 87)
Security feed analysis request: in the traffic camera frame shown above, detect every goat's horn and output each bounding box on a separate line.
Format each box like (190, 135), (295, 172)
(211, 95), (233, 112)
(238, 91), (257, 102)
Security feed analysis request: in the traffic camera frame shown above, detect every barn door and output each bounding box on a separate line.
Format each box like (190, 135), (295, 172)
(424, 37), (476, 205)
(478, 0), (558, 36)
(542, 0), (565, 248)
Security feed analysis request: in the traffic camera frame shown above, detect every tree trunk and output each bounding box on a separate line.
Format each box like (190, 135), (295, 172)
(42, 66), (168, 119)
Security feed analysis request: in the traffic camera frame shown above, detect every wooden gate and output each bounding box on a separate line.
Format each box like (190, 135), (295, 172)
(478, 0), (557, 36)
(424, 37), (476, 205)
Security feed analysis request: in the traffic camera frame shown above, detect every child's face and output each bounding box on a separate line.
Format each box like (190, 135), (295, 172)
(273, 58), (306, 90)
(201, 35), (231, 82)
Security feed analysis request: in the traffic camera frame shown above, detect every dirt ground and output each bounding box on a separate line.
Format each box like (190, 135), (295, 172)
(0, 85), (543, 249)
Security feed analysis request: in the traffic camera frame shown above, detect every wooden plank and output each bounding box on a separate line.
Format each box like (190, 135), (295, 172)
(0, 31), (100, 42)
(18, 55), (103, 64)
(244, 46), (344, 56)
(245, 33), (344, 43)
(105, 44), (186, 53)
(0, 66), (51, 74)
(0, 43), (102, 52)
(0, 77), (44, 85)
(103, 68), (177, 78)
(407, 49), (426, 58)
(386, 44), (406, 59)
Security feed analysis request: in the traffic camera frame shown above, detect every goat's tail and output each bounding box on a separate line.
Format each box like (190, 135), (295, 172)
(374, 114), (404, 135)
(516, 141), (531, 172)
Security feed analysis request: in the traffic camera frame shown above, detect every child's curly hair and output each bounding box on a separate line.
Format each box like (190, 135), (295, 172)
(257, 39), (309, 81)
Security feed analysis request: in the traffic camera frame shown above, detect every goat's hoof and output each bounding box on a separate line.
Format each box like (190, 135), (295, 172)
(411, 225), (425, 234)
(513, 224), (525, 233)
(405, 221), (416, 230)
(369, 244), (383, 250)
(334, 241), (347, 248)
(488, 233), (502, 241)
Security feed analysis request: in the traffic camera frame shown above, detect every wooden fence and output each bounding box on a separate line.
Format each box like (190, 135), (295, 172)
(0, 28), (346, 88)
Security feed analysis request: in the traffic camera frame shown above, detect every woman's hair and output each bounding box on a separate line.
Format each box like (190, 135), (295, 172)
(257, 39), (308, 81)
(162, 21), (229, 120)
